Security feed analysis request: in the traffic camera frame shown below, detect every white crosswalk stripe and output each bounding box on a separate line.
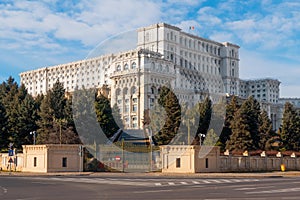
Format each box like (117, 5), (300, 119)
(29, 177), (260, 187)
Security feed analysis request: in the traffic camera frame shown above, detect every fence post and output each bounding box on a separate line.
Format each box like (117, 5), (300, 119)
(122, 139), (125, 172)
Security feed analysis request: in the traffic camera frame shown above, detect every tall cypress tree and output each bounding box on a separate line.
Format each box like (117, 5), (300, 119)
(247, 96), (261, 149)
(219, 95), (240, 150)
(95, 94), (120, 139)
(226, 97), (255, 151)
(153, 86), (181, 145)
(192, 96), (212, 145)
(0, 102), (8, 151)
(13, 95), (39, 148)
(37, 80), (79, 144)
(36, 94), (53, 144)
(281, 102), (299, 151)
(258, 110), (274, 150)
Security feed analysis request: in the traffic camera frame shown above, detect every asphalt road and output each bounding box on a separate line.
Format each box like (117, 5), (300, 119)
(1, 175), (300, 199)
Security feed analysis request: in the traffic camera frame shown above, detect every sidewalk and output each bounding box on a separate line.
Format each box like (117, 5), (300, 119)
(1, 171), (300, 178)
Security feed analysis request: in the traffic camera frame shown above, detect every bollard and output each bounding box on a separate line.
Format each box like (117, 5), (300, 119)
(280, 164), (286, 172)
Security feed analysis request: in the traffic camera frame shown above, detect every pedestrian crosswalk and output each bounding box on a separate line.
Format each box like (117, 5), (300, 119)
(29, 177), (260, 187)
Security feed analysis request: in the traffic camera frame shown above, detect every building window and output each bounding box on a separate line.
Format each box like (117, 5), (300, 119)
(62, 157), (67, 167)
(125, 105), (129, 113)
(205, 158), (209, 168)
(124, 63), (129, 70)
(123, 88), (128, 95)
(132, 105), (137, 112)
(131, 62), (136, 69)
(116, 65), (121, 71)
(116, 89), (121, 96)
(176, 158), (181, 168)
(151, 62), (155, 70)
(34, 157), (37, 167)
(131, 87), (136, 94)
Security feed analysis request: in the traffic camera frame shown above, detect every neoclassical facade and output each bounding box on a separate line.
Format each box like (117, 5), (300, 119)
(20, 23), (282, 130)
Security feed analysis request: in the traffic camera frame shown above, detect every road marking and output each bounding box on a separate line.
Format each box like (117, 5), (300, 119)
(235, 186), (274, 191)
(219, 179), (231, 183)
(246, 187), (300, 194)
(0, 186), (8, 194)
(28, 177), (261, 188)
(133, 189), (173, 194)
(211, 180), (222, 183)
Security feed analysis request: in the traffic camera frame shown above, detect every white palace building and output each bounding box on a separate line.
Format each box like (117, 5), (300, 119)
(20, 23), (283, 130)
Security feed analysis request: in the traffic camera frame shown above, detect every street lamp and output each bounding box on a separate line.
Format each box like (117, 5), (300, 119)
(199, 133), (206, 146)
(30, 131), (36, 145)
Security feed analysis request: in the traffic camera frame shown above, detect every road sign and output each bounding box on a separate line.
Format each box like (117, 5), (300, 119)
(115, 156), (121, 161)
(8, 157), (13, 163)
(8, 149), (14, 156)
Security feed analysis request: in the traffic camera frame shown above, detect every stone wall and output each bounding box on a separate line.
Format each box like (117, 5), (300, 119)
(219, 155), (300, 172)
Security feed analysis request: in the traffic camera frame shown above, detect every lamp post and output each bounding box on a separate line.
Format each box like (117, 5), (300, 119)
(30, 131), (36, 145)
(199, 133), (206, 146)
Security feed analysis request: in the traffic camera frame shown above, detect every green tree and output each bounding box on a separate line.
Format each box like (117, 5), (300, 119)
(281, 102), (300, 151)
(37, 80), (80, 144)
(13, 95), (39, 148)
(149, 103), (166, 137)
(192, 96), (212, 145)
(247, 96), (261, 149)
(95, 94), (120, 139)
(36, 93), (54, 144)
(0, 102), (8, 151)
(153, 86), (181, 145)
(258, 110), (274, 150)
(219, 96), (240, 150)
(226, 97), (256, 151)
(1, 77), (19, 143)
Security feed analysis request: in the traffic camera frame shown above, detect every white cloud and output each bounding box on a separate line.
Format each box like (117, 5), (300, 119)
(165, 0), (206, 6)
(197, 7), (222, 26)
(175, 20), (202, 32)
(0, 0), (162, 50)
(210, 32), (233, 43)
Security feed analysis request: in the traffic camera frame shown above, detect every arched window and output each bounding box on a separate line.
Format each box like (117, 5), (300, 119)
(151, 86), (155, 94)
(159, 64), (162, 71)
(166, 65), (169, 72)
(131, 86), (136, 94)
(116, 65), (121, 71)
(123, 87), (128, 95)
(131, 62), (136, 69)
(124, 63), (129, 70)
(116, 88), (121, 96)
(151, 62), (155, 70)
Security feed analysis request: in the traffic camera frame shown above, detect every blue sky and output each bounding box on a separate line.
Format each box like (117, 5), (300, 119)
(0, 0), (299, 97)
